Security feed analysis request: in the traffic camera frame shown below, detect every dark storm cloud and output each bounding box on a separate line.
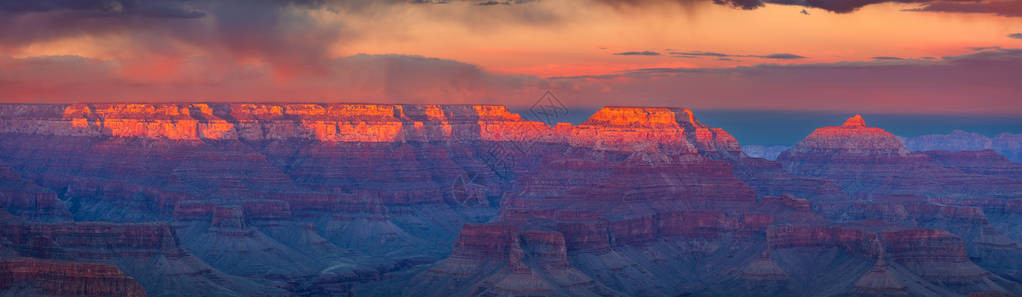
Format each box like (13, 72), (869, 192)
(591, 0), (1016, 15)
(752, 53), (806, 59)
(476, 1), (511, 5)
(0, 0), (356, 76)
(474, 0), (540, 5)
(713, 0), (765, 10)
(906, 0), (1022, 17)
(0, 0), (206, 18)
(614, 51), (663, 56)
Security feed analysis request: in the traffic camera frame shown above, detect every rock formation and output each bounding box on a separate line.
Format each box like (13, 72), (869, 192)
(0, 258), (147, 297)
(903, 130), (1022, 163)
(0, 104), (1020, 297)
(778, 115), (1022, 198)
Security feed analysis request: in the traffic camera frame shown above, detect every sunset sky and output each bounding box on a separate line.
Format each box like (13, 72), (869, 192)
(2, 0), (1022, 116)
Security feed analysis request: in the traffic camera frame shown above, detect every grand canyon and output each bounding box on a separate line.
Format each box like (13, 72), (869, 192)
(3, 1), (1022, 296)
(0, 103), (1019, 297)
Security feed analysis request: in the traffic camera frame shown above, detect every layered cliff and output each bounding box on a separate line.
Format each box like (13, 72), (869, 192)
(0, 258), (147, 297)
(778, 115), (1022, 198)
(903, 130), (1022, 163)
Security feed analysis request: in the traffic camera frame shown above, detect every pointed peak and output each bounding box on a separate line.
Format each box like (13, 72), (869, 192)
(843, 114), (866, 127)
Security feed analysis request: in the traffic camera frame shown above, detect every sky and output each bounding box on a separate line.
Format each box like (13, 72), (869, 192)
(1, 0), (1022, 120)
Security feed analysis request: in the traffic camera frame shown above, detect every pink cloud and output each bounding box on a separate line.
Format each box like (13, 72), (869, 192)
(1, 50), (1020, 115)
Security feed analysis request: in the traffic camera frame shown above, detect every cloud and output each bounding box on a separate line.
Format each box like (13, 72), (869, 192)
(873, 56), (904, 60)
(906, 0), (1022, 17)
(671, 51), (731, 57)
(671, 51), (806, 59)
(0, 0), (355, 79)
(752, 53), (806, 59)
(614, 51), (662, 56)
(0, 0), (207, 18)
(0, 54), (547, 104)
(0, 0), (561, 80)
(4, 50), (1022, 115)
(591, 0), (1022, 15)
(548, 48), (1022, 114)
(1010, 33), (1022, 39)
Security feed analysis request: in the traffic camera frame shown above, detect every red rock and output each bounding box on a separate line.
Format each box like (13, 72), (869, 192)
(554, 221), (611, 252)
(778, 115), (1022, 198)
(0, 221), (184, 259)
(0, 164), (71, 221)
(787, 114), (907, 155)
(0, 258), (147, 297)
(519, 230), (569, 270)
(766, 225), (873, 251)
(924, 150), (1022, 180)
(171, 200), (216, 221)
(449, 223), (520, 261)
(761, 195), (811, 212)
(553, 106), (740, 154)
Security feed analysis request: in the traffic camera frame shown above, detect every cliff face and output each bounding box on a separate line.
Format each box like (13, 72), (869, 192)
(788, 115), (908, 156)
(778, 115), (1022, 198)
(0, 164), (70, 221)
(0, 258), (147, 297)
(903, 130), (1022, 163)
(558, 106), (740, 153)
(0, 103), (741, 151)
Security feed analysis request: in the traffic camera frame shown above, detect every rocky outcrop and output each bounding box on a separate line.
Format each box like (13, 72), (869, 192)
(903, 130), (1022, 163)
(924, 150), (1022, 180)
(0, 221), (184, 259)
(0, 164), (70, 221)
(903, 130), (993, 153)
(786, 115), (907, 156)
(778, 115), (1022, 198)
(554, 106), (741, 154)
(0, 258), (147, 297)
(0, 216), (285, 297)
(878, 229), (1022, 294)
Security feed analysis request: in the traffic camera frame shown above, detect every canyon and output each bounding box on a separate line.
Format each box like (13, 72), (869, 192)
(0, 103), (1019, 297)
